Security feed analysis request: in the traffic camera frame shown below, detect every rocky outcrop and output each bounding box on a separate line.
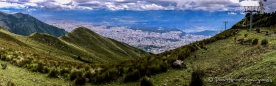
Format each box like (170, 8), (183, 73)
(172, 60), (186, 68)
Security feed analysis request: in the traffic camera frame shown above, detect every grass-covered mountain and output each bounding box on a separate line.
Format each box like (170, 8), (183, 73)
(60, 27), (149, 62)
(0, 11), (67, 37)
(1, 12), (276, 86)
(27, 27), (150, 63)
(0, 25), (150, 85)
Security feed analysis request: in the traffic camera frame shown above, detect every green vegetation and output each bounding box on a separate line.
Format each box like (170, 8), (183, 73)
(1, 12), (276, 86)
(140, 76), (155, 86)
(0, 26), (150, 85)
(1, 63), (7, 69)
(59, 27), (150, 62)
(252, 38), (259, 45)
(189, 70), (204, 86)
(261, 39), (269, 46)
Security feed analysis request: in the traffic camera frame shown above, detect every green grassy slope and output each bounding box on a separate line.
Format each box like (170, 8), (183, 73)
(0, 28), (71, 85)
(60, 27), (150, 62)
(101, 13), (276, 86)
(0, 60), (70, 85)
(0, 26), (150, 85)
(143, 29), (276, 86)
(141, 13), (276, 85)
(28, 32), (103, 63)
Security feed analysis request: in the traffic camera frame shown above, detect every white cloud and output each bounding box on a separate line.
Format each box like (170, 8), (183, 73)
(228, 12), (237, 15)
(0, 0), (275, 12)
(240, 1), (259, 6)
(0, 2), (24, 8)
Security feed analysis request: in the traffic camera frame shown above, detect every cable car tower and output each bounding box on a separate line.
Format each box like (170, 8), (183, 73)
(241, 0), (267, 31)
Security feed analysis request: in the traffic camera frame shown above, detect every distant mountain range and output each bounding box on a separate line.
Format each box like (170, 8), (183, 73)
(188, 30), (219, 36)
(0, 11), (67, 37)
(129, 26), (183, 33)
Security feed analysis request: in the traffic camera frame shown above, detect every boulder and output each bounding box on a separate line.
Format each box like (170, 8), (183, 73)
(172, 60), (186, 68)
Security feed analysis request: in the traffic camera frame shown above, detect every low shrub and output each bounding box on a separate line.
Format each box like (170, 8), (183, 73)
(266, 32), (269, 36)
(92, 73), (105, 83)
(261, 39), (269, 46)
(107, 68), (119, 80)
(70, 70), (80, 81)
(124, 69), (141, 82)
(0, 55), (7, 61)
(252, 39), (259, 45)
(48, 69), (59, 78)
(7, 80), (15, 86)
(256, 28), (261, 33)
(60, 68), (70, 75)
(43, 67), (50, 73)
(244, 34), (248, 37)
(140, 76), (155, 86)
(1, 63), (7, 69)
(160, 63), (169, 72)
(148, 64), (162, 75)
(18, 59), (31, 67)
(84, 71), (94, 82)
(189, 70), (205, 86)
(74, 76), (87, 86)
(36, 62), (44, 73)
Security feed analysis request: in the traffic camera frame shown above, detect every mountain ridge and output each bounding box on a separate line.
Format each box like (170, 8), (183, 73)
(0, 11), (67, 37)
(60, 27), (150, 61)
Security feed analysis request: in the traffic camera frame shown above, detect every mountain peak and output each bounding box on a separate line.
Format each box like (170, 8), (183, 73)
(72, 26), (90, 32)
(70, 26), (100, 37)
(12, 12), (26, 18)
(0, 11), (67, 37)
(60, 27), (150, 61)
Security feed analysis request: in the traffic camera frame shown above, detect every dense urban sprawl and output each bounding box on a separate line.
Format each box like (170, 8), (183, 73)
(45, 19), (210, 53)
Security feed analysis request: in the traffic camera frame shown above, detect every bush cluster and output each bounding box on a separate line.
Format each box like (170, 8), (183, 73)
(256, 28), (261, 33)
(1, 63), (7, 69)
(48, 69), (59, 78)
(140, 76), (155, 86)
(252, 39), (259, 45)
(261, 39), (269, 46)
(189, 70), (205, 86)
(69, 70), (88, 85)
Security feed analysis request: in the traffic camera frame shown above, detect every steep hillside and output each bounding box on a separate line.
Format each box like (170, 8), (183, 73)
(60, 27), (150, 61)
(0, 11), (67, 37)
(85, 13), (276, 86)
(0, 26), (150, 85)
(232, 12), (276, 29)
(28, 32), (102, 63)
(0, 27), (85, 85)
